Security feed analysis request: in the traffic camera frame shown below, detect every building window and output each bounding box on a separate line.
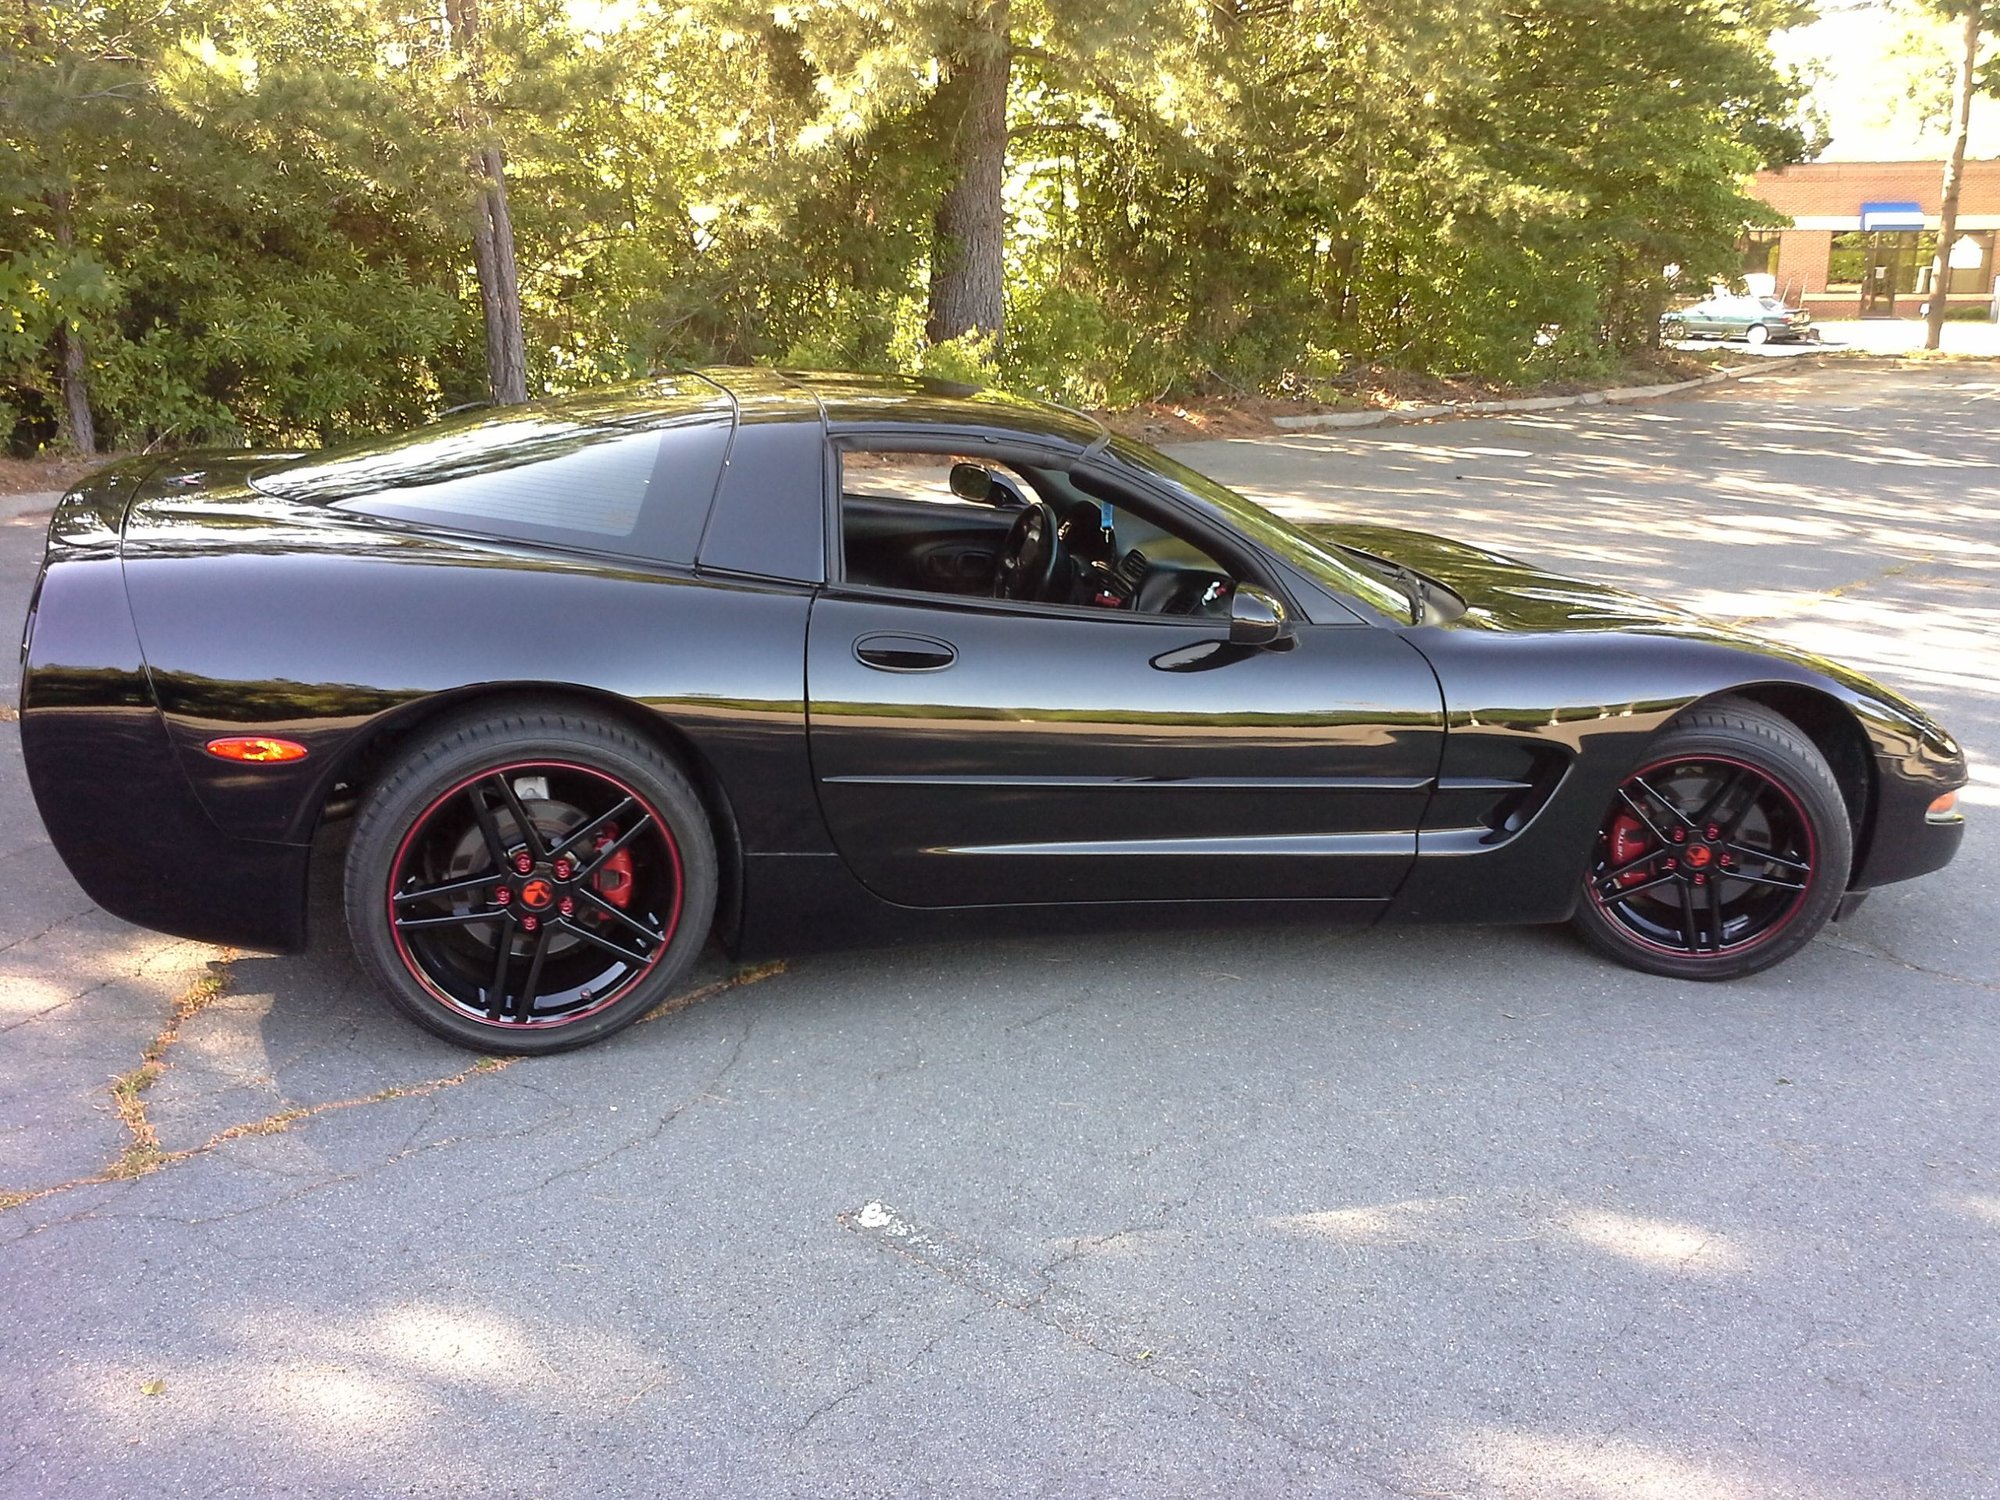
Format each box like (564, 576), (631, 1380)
(1826, 230), (1953, 299)
(1899, 232), (1938, 293)
(1827, 232), (1866, 292)
(1945, 231), (1995, 295)
(1740, 232), (1781, 280)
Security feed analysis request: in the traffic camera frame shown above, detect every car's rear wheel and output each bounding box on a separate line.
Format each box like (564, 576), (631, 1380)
(345, 707), (717, 1053)
(1571, 701), (1851, 980)
(1661, 317), (1687, 341)
(1745, 323), (1771, 346)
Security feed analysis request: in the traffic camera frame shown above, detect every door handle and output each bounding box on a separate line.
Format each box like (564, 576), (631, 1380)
(854, 633), (957, 671)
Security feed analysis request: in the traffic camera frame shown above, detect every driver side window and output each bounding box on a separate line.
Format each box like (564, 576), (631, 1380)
(835, 444), (1235, 617)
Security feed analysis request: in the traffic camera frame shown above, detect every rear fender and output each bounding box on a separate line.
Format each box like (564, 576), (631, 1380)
(20, 551), (307, 950)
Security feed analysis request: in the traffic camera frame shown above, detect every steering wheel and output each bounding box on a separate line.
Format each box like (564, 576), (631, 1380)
(991, 499), (1065, 601)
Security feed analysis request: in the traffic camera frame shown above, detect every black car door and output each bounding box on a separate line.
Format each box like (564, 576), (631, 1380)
(805, 591), (1446, 908)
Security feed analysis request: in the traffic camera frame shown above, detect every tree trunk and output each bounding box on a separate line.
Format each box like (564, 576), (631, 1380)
(446, 0), (529, 404)
(470, 144), (529, 405)
(925, 0), (1009, 349)
(1924, 2), (1981, 352)
(56, 323), (96, 457)
(47, 188), (96, 456)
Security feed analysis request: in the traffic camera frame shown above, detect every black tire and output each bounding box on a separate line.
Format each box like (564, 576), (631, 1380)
(1745, 323), (1771, 346)
(345, 705), (718, 1053)
(1571, 699), (1851, 981)
(1661, 318), (1687, 341)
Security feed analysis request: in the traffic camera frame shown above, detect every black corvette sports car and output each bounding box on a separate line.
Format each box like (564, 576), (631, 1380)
(20, 369), (1967, 1052)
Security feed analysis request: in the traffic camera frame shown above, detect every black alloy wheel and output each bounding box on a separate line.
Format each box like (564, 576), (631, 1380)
(346, 707), (717, 1052)
(1572, 700), (1851, 980)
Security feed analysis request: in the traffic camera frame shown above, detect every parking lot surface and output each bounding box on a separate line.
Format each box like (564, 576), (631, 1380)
(2, 362), (1994, 1497)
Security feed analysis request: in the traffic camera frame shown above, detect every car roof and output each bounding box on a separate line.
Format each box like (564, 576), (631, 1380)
(699, 367), (1108, 447)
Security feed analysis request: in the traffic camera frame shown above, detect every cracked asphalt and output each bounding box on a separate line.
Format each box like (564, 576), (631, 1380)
(2, 362), (1995, 1498)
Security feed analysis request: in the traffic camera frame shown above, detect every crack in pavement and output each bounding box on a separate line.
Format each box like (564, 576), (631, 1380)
(1820, 933), (1999, 994)
(0, 835), (58, 864)
(790, 1306), (984, 1439)
(169, 1102), (583, 1228)
(1721, 552), (1938, 629)
(0, 959), (792, 1223)
(493, 1009), (763, 1208)
(0, 903), (96, 962)
(837, 1198), (1428, 1496)
(0, 972), (121, 1035)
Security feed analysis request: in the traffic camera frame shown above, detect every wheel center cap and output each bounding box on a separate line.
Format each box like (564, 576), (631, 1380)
(1685, 843), (1714, 870)
(519, 877), (556, 910)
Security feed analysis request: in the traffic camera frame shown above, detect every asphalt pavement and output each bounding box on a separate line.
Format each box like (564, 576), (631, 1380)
(2, 362), (1994, 1498)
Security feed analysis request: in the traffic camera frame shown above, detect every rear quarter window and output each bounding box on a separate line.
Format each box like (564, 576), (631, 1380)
(250, 377), (733, 564)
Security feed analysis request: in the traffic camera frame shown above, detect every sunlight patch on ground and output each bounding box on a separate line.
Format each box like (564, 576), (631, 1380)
(1270, 1200), (1752, 1271)
(1758, 617), (2000, 703)
(50, 1301), (680, 1447)
(1558, 1209), (1747, 1274)
(173, 987), (276, 1077)
(0, 971), (89, 1020)
(1853, 445), (1998, 471)
(1665, 587), (2000, 709)
(273, 1365), (428, 1428)
(1268, 1196), (1469, 1245)
(379, 1304), (539, 1383)
(1441, 1428), (1829, 1500)
(1937, 1192), (2000, 1227)
(1959, 763), (2000, 810)
(0, 929), (212, 1022)
(1701, 513), (1849, 544)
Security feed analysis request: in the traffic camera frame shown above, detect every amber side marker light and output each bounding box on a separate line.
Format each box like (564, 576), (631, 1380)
(1926, 790), (1961, 824)
(206, 736), (309, 764)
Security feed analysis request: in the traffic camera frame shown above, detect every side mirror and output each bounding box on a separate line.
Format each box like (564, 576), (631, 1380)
(949, 462), (994, 502)
(1229, 586), (1291, 647)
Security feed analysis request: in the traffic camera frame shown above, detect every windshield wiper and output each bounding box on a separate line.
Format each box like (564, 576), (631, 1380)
(1335, 545), (1428, 623)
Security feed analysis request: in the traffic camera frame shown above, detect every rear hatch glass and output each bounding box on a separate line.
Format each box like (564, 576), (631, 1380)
(249, 375), (733, 564)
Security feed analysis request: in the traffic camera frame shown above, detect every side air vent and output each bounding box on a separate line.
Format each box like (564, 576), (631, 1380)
(1422, 745), (1572, 851)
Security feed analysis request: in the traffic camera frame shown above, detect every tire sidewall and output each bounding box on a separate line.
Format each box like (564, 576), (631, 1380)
(1573, 713), (1851, 981)
(346, 711), (718, 1052)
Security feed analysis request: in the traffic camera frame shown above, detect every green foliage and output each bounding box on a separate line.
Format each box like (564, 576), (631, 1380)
(1, 0), (1818, 453)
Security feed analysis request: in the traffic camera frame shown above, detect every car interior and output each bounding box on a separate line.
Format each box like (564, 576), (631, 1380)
(837, 448), (1239, 616)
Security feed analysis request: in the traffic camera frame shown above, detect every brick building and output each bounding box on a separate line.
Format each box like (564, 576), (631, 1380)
(1747, 159), (2000, 319)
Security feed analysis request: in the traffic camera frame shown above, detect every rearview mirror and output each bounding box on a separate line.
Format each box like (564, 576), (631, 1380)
(949, 462), (994, 502)
(1229, 586), (1291, 648)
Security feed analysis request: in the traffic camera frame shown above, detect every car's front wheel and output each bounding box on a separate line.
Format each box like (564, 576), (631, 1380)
(1571, 700), (1851, 980)
(345, 706), (717, 1053)
(1745, 323), (1771, 346)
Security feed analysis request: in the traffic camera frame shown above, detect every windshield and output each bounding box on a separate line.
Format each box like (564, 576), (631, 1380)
(1107, 434), (1411, 619)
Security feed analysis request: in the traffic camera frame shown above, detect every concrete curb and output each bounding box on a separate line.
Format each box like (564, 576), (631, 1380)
(1269, 360), (1770, 431)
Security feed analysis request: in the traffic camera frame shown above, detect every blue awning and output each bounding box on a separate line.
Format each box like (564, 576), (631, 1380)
(1860, 201), (1926, 231)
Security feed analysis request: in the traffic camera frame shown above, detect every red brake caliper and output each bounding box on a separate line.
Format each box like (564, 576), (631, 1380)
(1607, 811), (1652, 886)
(592, 825), (635, 909)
